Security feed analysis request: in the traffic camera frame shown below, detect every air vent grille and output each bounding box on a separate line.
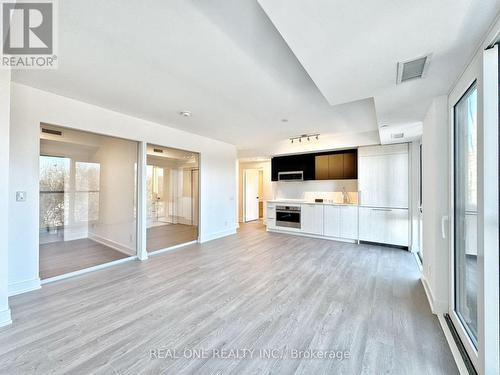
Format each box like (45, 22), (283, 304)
(41, 128), (62, 136)
(153, 148), (163, 153)
(391, 132), (404, 139)
(397, 56), (428, 83)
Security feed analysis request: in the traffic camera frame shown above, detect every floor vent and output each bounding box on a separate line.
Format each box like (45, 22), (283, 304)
(41, 128), (62, 136)
(397, 56), (429, 83)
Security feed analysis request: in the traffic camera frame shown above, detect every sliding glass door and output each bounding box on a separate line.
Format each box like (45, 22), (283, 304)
(39, 125), (138, 280)
(453, 82), (478, 352)
(146, 144), (199, 252)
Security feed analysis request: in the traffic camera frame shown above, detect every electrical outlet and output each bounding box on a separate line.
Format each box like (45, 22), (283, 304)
(16, 191), (26, 202)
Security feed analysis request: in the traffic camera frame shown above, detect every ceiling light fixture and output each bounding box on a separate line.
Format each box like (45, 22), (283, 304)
(179, 111), (192, 117)
(289, 133), (320, 144)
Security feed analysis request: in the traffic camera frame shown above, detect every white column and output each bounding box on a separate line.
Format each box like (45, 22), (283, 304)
(136, 141), (148, 260)
(0, 70), (12, 327)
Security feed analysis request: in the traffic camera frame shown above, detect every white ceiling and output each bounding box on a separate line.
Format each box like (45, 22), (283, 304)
(13, 0), (500, 155)
(258, 0), (500, 127)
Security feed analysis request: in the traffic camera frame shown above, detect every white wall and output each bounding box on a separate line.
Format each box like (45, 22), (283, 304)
(0, 71), (12, 326)
(274, 179), (358, 201)
(421, 95), (449, 313)
(8, 83), (237, 295)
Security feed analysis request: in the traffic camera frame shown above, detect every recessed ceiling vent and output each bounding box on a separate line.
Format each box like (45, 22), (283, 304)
(41, 128), (62, 136)
(397, 55), (429, 84)
(153, 148), (164, 153)
(391, 132), (405, 139)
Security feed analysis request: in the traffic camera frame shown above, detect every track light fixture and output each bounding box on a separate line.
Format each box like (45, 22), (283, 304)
(289, 133), (320, 144)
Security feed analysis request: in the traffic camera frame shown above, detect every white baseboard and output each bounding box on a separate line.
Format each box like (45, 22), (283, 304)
(148, 240), (197, 257)
(267, 228), (356, 244)
(437, 314), (469, 375)
(0, 308), (12, 327)
(199, 228), (237, 243)
(88, 233), (136, 256)
(420, 276), (447, 315)
(8, 277), (41, 297)
(41, 256), (137, 284)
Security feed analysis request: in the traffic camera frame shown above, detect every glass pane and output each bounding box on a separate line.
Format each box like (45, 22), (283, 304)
(454, 82), (478, 346)
(75, 192), (100, 222)
(39, 156), (70, 244)
(146, 145), (199, 252)
(39, 128), (137, 279)
(76, 161), (100, 191)
(39, 156), (70, 192)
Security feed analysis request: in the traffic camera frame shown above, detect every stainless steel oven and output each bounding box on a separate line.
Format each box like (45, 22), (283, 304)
(275, 205), (301, 229)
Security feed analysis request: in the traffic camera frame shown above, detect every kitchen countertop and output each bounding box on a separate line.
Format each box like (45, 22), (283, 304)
(267, 199), (358, 206)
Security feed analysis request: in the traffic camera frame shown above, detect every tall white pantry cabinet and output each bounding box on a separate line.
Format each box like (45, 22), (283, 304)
(358, 144), (410, 247)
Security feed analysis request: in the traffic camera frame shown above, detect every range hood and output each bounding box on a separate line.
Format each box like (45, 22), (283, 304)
(278, 171), (303, 181)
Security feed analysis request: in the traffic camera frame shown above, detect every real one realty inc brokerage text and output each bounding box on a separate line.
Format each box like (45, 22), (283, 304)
(150, 348), (351, 361)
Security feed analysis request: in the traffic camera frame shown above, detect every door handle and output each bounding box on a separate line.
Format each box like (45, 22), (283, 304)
(441, 215), (449, 239)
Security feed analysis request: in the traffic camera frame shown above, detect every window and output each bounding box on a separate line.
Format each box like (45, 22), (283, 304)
(39, 156), (70, 233)
(75, 162), (100, 222)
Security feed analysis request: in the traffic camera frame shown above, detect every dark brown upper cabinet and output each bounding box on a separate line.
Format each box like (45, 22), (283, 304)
(328, 154), (344, 179)
(315, 155), (329, 180)
(342, 152), (357, 179)
(314, 150), (357, 180)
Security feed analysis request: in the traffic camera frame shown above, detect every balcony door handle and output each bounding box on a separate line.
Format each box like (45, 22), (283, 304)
(441, 215), (449, 239)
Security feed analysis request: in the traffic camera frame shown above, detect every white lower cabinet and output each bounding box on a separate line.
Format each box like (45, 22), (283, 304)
(323, 205), (341, 237)
(340, 206), (358, 239)
(266, 204), (276, 229)
(324, 205), (358, 240)
(359, 207), (408, 246)
(301, 204), (324, 235)
(267, 201), (360, 242)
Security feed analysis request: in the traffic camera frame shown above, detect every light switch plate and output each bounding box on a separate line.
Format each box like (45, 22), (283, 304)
(16, 191), (26, 202)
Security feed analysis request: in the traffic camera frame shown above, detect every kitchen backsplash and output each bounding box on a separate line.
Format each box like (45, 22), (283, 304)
(273, 179), (358, 202)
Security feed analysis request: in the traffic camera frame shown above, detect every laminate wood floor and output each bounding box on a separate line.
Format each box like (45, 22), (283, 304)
(2, 222), (457, 374)
(39, 238), (129, 280)
(147, 224), (198, 252)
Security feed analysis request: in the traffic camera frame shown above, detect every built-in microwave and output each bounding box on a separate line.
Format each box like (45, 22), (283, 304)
(275, 205), (301, 229)
(278, 171), (303, 181)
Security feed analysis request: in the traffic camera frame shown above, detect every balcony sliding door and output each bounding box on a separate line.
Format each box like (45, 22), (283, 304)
(453, 82), (478, 355)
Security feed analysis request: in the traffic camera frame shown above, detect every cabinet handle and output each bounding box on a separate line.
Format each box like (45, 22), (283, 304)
(371, 208), (392, 211)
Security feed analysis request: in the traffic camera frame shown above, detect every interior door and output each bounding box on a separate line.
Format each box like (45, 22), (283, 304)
(244, 169), (260, 222)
